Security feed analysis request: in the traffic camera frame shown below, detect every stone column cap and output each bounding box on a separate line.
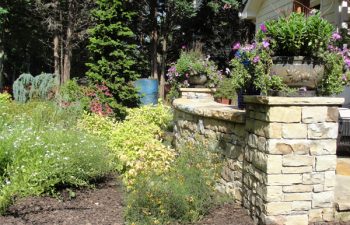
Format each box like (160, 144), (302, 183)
(179, 88), (216, 93)
(244, 96), (344, 106)
(173, 98), (245, 123)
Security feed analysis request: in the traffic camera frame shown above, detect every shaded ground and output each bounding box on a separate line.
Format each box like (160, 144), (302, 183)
(0, 175), (253, 225)
(0, 175), (124, 225)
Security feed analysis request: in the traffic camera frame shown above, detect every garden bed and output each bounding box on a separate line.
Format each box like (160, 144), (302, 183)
(0, 174), (254, 225)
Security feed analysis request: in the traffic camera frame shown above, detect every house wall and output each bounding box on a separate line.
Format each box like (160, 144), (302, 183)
(321, 0), (340, 27)
(256, 0), (293, 30)
(255, 0), (341, 30)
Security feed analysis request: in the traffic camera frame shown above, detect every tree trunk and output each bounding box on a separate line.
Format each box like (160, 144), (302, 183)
(62, 0), (73, 84)
(62, 26), (72, 84)
(160, 35), (167, 100)
(53, 34), (60, 77)
(0, 34), (4, 91)
(150, 0), (158, 80)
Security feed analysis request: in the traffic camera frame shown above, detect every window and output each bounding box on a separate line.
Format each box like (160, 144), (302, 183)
(293, 0), (311, 15)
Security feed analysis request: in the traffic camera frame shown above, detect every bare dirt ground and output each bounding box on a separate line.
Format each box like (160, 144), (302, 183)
(0, 175), (254, 225)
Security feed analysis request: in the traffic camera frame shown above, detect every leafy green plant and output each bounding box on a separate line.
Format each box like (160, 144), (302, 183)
(230, 42), (285, 95)
(125, 142), (221, 225)
(0, 93), (11, 103)
(166, 47), (222, 88)
(0, 101), (113, 213)
(257, 12), (333, 57)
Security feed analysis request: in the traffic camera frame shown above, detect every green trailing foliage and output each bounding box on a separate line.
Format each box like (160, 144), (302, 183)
(13, 73), (58, 103)
(0, 101), (113, 213)
(86, 0), (140, 119)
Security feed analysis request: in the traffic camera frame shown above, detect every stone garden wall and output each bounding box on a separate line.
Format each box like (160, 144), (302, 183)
(173, 93), (344, 225)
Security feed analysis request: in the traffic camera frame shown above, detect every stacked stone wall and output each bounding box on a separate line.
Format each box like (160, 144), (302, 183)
(173, 96), (344, 225)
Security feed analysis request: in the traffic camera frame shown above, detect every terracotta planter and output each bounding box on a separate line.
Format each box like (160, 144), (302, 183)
(271, 56), (324, 89)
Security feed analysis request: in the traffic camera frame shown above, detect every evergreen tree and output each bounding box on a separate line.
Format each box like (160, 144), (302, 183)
(86, 0), (140, 118)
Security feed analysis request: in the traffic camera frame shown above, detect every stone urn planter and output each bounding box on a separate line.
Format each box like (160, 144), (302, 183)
(188, 74), (207, 87)
(271, 56), (324, 90)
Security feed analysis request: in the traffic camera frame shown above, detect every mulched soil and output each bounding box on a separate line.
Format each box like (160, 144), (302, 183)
(0, 175), (254, 225)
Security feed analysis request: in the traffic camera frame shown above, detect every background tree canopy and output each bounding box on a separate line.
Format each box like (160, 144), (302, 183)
(0, 0), (254, 98)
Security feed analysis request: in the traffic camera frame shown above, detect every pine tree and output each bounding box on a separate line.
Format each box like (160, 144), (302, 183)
(86, 0), (139, 119)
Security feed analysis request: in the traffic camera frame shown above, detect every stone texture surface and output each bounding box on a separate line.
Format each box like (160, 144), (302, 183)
(173, 95), (343, 225)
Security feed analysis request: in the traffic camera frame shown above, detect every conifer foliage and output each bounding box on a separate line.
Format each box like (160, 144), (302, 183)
(86, 0), (140, 118)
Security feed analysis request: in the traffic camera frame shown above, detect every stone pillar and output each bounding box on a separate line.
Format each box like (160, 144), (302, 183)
(243, 96), (344, 225)
(179, 88), (215, 100)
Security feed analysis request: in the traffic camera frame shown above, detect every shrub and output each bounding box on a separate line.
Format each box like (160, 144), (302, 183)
(77, 102), (175, 189)
(125, 142), (221, 225)
(13, 73), (58, 103)
(0, 101), (113, 213)
(0, 93), (11, 103)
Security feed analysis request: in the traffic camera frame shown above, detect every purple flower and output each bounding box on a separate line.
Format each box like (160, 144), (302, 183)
(232, 42), (241, 50)
(253, 56), (260, 63)
(262, 40), (270, 48)
(332, 32), (342, 41)
(345, 58), (350, 69)
(260, 24), (267, 33)
(342, 74), (348, 81)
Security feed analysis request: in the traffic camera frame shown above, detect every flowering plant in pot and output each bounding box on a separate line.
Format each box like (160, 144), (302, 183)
(256, 12), (350, 95)
(166, 47), (223, 100)
(229, 41), (286, 96)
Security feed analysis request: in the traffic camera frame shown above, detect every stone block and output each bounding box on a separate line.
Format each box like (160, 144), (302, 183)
(284, 193), (312, 201)
(282, 166), (313, 174)
(327, 107), (339, 122)
(291, 201), (312, 211)
(309, 139), (337, 155)
(302, 106), (328, 123)
(282, 124), (308, 139)
(246, 120), (282, 139)
(252, 151), (267, 172)
(284, 214), (308, 225)
(283, 185), (313, 193)
(257, 136), (266, 152)
(266, 155), (282, 174)
(313, 184), (324, 192)
(324, 171), (336, 189)
(322, 207), (335, 221)
(248, 134), (258, 148)
(302, 173), (324, 185)
(259, 185), (283, 202)
(266, 106), (301, 122)
(282, 155), (314, 167)
(315, 155), (337, 171)
(309, 208), (323, 222)
(267, 174), (302, 185)
(265, 202), (292, 215)
(312, 191), (334, 208)
(308, 123), (338, 139)
(266, 140), (311, 155)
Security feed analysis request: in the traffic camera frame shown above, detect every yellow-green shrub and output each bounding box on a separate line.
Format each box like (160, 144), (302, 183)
(77, 102), (175, 188)
(77, 112), (117, 141)
(0, 93), (11, 104)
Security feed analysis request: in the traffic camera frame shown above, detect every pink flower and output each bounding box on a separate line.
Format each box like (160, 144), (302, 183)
(260, 24), (267, 33)
(262, 40), (270, 48)
(253, 56), (260, 63)
(232, 42), (241, 50)
(332, 32), (341, 41)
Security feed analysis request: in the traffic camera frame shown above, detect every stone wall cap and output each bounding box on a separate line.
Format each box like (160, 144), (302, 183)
(173, 98), (245, 123)
(179, 88), (216, 93)
(244, 96), (345, 106)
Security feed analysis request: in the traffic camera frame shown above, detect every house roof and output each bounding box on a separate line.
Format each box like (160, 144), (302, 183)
(239, 0), (265, 20)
